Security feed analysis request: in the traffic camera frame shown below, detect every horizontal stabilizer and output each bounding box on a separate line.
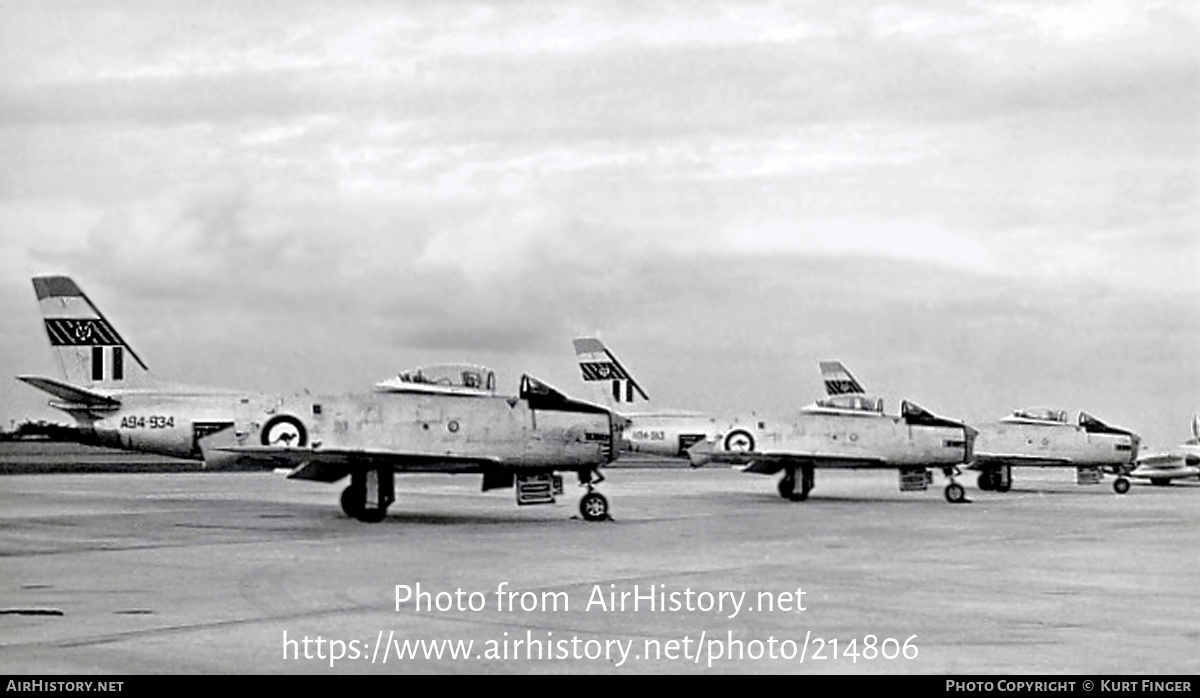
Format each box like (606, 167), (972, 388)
(17, 375), (121, 409)
(686, 439), (714, 468)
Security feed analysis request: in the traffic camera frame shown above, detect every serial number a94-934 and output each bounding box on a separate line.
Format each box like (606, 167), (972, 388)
(120, 415), (176, 429)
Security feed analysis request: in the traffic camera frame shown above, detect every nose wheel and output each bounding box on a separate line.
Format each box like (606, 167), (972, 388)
(579, 489), (610, 521)
(942, 466), (970, 504)
(578, 467), (611, 521)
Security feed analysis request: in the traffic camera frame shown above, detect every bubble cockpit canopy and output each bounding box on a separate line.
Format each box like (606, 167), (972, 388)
(1005, 407), (1069, 424)
(807, 394), (885, 414)
(375, 363), (496, 395)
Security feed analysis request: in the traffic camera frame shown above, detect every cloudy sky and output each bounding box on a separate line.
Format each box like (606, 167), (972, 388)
(1, 0), (1197, 449)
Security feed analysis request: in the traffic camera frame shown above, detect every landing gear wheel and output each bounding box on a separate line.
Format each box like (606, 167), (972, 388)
(778, 474), (795, 500)
(1113, 477), (1131, 494)
(995, 480), (1012, 493)
(580, 492), (609, 521)
(977, 472), (994, 491)
(945, 482), (967, 503)
(340, 485), (365, 519)
(1151, 478), (1169, 487)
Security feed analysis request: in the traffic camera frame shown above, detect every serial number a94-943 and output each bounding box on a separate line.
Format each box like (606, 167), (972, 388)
(120, 415), (176, 429)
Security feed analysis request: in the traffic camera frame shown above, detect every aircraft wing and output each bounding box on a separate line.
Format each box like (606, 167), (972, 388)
(17, 375), (121, 410)
(200, 439), (503, 480)
(687, 440), (884, 474)
(968, 453), (1073, 469)
(736, 454), (886, 475)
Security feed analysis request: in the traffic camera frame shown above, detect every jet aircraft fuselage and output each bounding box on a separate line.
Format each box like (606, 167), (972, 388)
(618, 410), (718, 458)
(209, 386), (617, 472)
(969, 408), (1138, 493)
(692, 395), (976, 503)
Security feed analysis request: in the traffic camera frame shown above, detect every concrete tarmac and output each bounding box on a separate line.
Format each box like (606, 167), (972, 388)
(1, 460), (1197, 675)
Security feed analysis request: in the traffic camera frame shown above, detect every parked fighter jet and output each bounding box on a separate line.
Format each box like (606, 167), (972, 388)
(573, 337), (720, 458)
(688, 362), (977, 503)
(18, 276), (621, 522)
(968, 408), (1139, 494)
(1126, 415), (1200, 486)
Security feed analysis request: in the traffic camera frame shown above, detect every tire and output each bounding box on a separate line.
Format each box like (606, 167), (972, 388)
(778, 474), (795, 499)
(723, 429), (755, 453)
(1151, 478), (1170, 487)
(580, 492), (609, 521)
(340, 484), (365, 519)
(995, 480), (1012, 493)
(944, 482), (966, 503)
(1113, 477), (1131, 495)
(976, 472), (994, 491)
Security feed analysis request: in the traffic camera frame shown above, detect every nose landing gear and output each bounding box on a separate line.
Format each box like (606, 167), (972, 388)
(578, 467), (610, 521)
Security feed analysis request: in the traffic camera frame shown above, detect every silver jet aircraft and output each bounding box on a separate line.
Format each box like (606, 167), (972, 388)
(18, 276), (621, 522)
(573, 337), (721, 458)
(686, 361), (977, 503)
(968, 408), (1139, 494)
(1126, 415), (1200, 486)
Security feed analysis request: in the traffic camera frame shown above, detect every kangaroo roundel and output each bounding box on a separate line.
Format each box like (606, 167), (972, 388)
(724, 429), (755, 452)
(261, 415), (308, 447)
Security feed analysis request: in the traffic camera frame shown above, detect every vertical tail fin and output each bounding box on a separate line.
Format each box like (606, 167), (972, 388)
(32, 276), (153, 388)
(572, 337), (649, 408)
(818, 361), (866, 396)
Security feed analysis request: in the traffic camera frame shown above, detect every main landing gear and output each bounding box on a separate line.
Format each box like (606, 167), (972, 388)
(578, 467), (610, 522)
(778, 465), (814, 502)
(975, 465), (1012, 493)
(943, 466), (969, 504)
(340, 468), (395, 523)
(1112, 477), (1131, 494)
